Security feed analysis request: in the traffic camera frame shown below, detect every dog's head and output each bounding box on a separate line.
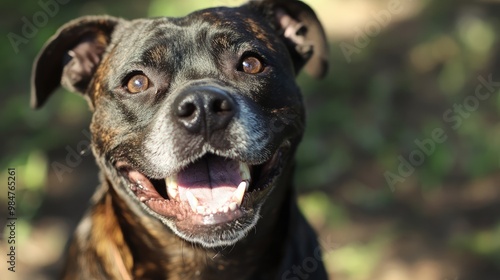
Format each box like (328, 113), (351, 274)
(32, 0), (328, 247)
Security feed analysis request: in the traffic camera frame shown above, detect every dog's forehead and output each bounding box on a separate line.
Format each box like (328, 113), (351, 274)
(109, 6), (279, 65)
(187, 6), (276, 44)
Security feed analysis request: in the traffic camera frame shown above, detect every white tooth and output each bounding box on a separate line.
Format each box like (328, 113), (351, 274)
(167, 187), (178, 199)
(139, 196), (147, 202)
(186, 191), (199, 212)
(136, 181), (144, 189)
(165, 176), (178, 199)
(239, 162), (251, 182)
(232, 181), (247, 206)
(197, 206), (205, 215)
(222, 205), (229, 213)
(229, 202), (237, 211)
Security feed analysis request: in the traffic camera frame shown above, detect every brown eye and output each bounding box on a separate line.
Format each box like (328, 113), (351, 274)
(126, 74), (149, 93)
(240, 56), (264, 74)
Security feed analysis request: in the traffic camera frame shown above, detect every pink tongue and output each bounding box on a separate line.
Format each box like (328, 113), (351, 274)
(176, 155), (242, 209)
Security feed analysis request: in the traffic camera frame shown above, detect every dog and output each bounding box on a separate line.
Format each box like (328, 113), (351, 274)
(31, 0), (328, 279)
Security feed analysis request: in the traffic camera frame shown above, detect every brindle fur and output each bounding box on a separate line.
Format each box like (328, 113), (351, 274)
(32, 1), (329, 279)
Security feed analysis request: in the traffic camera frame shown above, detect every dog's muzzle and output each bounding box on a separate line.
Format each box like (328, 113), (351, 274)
(113, 84), (293, 246)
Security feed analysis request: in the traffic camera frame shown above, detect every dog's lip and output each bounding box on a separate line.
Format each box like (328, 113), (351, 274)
(115, 140), (290, 227)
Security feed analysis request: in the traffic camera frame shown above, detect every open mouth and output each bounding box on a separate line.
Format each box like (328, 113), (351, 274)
(116, 141), (290, 230)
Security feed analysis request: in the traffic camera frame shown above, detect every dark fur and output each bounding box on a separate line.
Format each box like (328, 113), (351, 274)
(32, 1), (328, 279)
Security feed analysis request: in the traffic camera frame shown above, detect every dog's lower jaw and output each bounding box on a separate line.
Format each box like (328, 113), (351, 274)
(62, 171), (295, 280)
(110, 139), (293, 248)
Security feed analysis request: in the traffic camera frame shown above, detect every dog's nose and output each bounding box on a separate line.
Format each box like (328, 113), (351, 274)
(173, 86), (236, 135)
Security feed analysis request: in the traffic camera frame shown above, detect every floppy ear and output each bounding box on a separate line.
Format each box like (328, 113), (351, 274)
(249, 0), (329, 78)
(31, 16), (122, 109)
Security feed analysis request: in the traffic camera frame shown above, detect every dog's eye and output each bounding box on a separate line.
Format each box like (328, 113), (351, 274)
(240, 56), (264, 74)
(126, 74), (149, 93)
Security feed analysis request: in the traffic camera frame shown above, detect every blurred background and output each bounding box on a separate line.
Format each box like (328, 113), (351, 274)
(1, 0), (500, 279)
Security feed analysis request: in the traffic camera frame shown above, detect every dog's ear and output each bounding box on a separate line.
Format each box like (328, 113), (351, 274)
(249, 0), (328, 78)
(31, 16), (122, 109)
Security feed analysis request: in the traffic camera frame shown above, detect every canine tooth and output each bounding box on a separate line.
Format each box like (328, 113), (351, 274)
(167, 187), (178, 199)
(239, 162), (251, 182)
(229, 202), (237, 211)
(165, 176), (178, 199)
(186, 191), (199, 212)
(232, 181), (247, 206)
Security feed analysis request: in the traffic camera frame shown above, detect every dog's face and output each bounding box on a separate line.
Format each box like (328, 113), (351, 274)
(32, 1), (327, 247)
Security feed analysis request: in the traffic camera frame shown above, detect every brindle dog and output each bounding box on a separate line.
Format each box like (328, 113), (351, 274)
(32, 0), (329, 279)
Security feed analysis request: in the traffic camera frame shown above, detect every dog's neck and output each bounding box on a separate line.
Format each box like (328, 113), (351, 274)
(96, 176), (294, 279)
